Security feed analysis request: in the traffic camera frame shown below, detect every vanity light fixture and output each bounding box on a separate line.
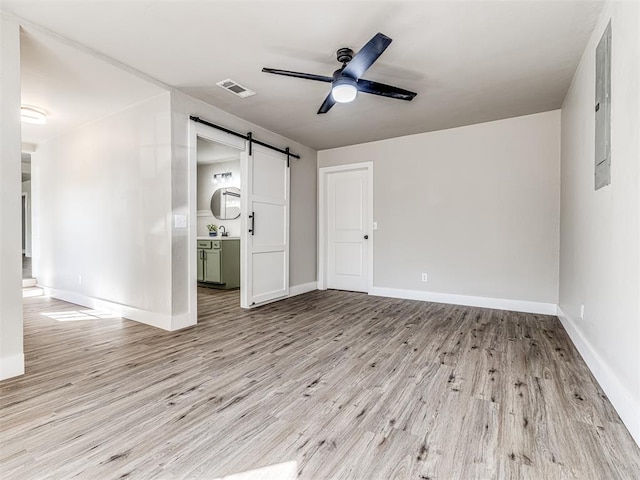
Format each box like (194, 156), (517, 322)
(212, 172), (233, 184)
(21, 105), (47, 125)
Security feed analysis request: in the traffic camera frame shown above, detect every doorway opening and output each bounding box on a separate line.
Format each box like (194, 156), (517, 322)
(21, 153), (35, 287)
(195, 136), (243, 311)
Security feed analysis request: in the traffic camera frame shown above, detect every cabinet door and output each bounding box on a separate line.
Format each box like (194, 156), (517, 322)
(220, 239), (240, 289)
(197, 249), (204, 281)
(204, 249), (221, 283)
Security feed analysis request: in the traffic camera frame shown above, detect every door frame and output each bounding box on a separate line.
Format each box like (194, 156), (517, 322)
(188, 120), (247, 323)
(318, 162), (374, 292)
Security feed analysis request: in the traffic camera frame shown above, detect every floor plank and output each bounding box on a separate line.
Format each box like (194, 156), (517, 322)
(1, 288), (639, 479)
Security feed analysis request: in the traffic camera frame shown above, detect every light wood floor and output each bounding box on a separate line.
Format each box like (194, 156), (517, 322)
(2, 289), (639, 479)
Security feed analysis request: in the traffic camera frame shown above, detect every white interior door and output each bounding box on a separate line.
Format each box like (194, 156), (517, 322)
(241, 145), (289, 307)
(326, 168), (369, 292)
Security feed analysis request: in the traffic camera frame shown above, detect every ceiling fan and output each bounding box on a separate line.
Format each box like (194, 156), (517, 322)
(262, 32), (417, 114)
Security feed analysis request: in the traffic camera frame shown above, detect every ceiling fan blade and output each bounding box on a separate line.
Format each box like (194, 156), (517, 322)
(357, 79), (417, 101)
(317, 92), (336, 114)
(262, 68), (333, 83)
(342, 33), (392, 80)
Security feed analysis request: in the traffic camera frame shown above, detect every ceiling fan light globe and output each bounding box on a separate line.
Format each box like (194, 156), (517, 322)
(331, 81), (357, 103)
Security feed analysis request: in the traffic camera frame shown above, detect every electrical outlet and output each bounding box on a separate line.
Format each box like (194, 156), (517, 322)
(421, 273), (428, 282)
(580, 304), (585, 320)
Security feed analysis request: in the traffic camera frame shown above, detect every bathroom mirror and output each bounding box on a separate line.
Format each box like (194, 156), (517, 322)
(211, 187), (241, 220)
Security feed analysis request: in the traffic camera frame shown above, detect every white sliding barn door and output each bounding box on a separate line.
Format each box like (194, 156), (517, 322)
(241, 145), (290, 307)
(326, 168), (370, 292)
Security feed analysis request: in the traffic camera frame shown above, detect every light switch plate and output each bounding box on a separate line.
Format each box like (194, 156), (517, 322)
(174, 214), (187, 229)
(373, 222), (378, 230)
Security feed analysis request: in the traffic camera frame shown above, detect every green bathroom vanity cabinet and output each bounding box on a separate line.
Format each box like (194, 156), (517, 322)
(197, 238), (240, 289)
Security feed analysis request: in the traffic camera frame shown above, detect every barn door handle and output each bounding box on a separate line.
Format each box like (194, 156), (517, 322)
(249, 212), (255, 236)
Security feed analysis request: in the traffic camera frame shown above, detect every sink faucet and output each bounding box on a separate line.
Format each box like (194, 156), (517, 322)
(219, 225), (227, 236)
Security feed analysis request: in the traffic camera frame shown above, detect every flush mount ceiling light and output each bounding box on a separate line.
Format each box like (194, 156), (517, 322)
(331, 77), (358, 103)
(21, 105), (47, 125)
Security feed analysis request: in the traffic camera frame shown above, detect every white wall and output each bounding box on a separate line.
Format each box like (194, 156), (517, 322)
(170, 91), (318, 319)
(33, 93), (176, 330)
(319, 110), (561, 313)
(0, 15), (24, 380)
(559, 0), (640, 445)
(197, 159), (241, 237)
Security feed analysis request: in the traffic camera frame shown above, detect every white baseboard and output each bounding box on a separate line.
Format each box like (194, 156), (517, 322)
(368, 287), (557, 315)
(41, 286), (177, 331)
(170, 311), (197, 331)
(289, 281), (318, 298)
(557, 307), (640, 447)
(0, 353), (25, 381)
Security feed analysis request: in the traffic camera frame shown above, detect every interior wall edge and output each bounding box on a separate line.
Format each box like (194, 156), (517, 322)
(0, 15), (24, 381)
(557, 306), (640, 447)
(169, 311), (197, 331)
(0, 353), (25, 381)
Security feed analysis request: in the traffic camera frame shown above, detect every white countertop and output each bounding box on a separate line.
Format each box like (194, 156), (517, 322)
(197, 236), (240, 240)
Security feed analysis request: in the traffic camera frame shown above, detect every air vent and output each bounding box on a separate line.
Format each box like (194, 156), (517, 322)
(216, 79), (256, 98)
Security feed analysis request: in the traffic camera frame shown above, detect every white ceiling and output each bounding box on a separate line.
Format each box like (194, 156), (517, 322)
(7, 1), (603, 150)
(19, 28), (165, 145)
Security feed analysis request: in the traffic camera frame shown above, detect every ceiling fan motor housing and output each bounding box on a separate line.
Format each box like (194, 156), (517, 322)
(336, 48), (354, 64)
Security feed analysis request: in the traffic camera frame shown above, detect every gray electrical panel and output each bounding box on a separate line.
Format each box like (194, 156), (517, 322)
(595, 21), (612, 190)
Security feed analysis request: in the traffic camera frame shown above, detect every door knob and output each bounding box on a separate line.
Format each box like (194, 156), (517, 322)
(364, 235), (369, 239)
